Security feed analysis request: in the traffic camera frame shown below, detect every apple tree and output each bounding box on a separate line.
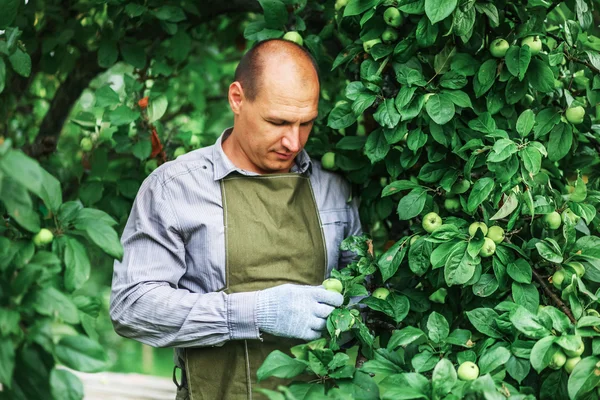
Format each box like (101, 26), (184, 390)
(251, 0), (600, 399)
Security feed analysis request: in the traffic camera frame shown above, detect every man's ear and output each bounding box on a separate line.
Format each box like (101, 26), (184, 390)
(228, 82), (244, 115)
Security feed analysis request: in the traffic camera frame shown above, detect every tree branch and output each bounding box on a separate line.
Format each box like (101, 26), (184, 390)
(532, 267), (577, 324)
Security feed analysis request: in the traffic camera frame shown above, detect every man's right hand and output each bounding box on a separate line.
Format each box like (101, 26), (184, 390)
(256, 284), (343, 341)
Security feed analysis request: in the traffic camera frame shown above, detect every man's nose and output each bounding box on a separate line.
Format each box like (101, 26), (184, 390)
(282, 125), (301, 153)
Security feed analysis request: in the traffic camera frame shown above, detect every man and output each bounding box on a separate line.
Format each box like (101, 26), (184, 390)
(110, 39), (362, 400)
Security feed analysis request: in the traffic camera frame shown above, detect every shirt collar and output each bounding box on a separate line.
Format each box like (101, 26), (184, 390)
(212, 127), (313, 181)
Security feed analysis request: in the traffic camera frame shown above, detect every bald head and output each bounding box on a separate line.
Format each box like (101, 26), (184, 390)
(234, 39), (320, 102)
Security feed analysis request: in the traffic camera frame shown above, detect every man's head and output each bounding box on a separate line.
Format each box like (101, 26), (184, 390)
(225, 39), (320, 174)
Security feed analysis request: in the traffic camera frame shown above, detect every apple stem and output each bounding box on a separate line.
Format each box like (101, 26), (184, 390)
(531, 267), (576, 324)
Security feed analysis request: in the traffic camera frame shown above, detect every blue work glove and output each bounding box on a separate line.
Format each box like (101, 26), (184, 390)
(256, 284), (343, 341)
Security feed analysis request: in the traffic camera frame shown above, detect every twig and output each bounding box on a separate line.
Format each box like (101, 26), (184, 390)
(531, 268), (577, 324)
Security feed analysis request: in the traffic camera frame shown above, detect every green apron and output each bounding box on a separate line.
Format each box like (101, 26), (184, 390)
(184, 172), (328, 400)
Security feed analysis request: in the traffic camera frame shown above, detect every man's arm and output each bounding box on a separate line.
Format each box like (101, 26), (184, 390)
(109, 174), (259, 348)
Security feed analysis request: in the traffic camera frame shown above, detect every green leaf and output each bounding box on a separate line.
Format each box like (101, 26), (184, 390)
(50, 368), (84, 400)
(153, 5), (186, 22)
(534, 108), (561, 139)
(425, 94), (455, 125)
(479, 346), (511, 374)
(95, 85), (120, 107)
(328, 102), (357, 129)
(547, 123), (572, 161)
(381, 180), (421, 197)
(120, 42), (146, 69)
(374, 99), (401, 129)
(109, 105), (140, 126)
(427, 312), (449, 343)
(132, 140), (152, 161)
(0, 149), (43, 196)
(343, 0), (379, 17)
(81, 221), (124, 260)
(466, 308), (503, 338)
(0, 338), (15, 388)
(535, 240), (563, 263)
(516, 109), (535, 137)
(397, 188), (427, 220)
(530, 336), (558, 373)
(520, 146), (542, 175)
(39, 168), (63, 213)
(488, 139), (518, 163)
(512, 282), (539, 314)
(8, 48), (31, 77)
(445, 243), (479, 285)
(378, 240), (408, 282)
(510, 306), (551, 339)
(63, 237), (91, 292)
(442, 90), (472, 108)
(365, 128), (390, 163)
(528, 59), (555, 93)
(425, 0), (457, 24)
(505, 45), (531, 81)
(388, 293), (411, 323)
(568, 356), (600, 399)
(472, 274), (499, 297)
(336, 136), (367, 151)
(490, 192), (519, 221)
(32, 287), (80, 324)
(55, 335), (108, 373)
(467, 178), (494, 213)
(387, 326), (427, 349)
(507, 259), (532, 284)
(408, 237), (432, 276)
(0, 58), (5, 94)
(124, 3), (146, 17)
(432, 358), (457, 397)
(0, 0), (19, 28)
(148, 95), (168, 123)
(1, 178), (40, 233)
(98, 38), (118, 68)
(257, 350), (307, 381)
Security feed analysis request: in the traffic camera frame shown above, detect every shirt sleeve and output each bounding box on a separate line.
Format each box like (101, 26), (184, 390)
(109, 174), (260, 348)
(339, 194), (363, 268)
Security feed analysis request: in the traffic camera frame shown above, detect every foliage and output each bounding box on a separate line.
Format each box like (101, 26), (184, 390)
(3, 0), (600, 398)
(248, 0), (600, 399)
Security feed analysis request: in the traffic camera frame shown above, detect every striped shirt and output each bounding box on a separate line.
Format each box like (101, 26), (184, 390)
(109, 128), (362, 368)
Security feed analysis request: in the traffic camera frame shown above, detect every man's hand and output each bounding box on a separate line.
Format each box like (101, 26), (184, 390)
(256, 284), (343, 341)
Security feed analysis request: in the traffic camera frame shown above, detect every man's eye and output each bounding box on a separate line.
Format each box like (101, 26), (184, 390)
(269, 121), (284, 126)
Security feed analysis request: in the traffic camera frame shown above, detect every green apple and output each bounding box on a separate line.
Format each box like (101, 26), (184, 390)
(564, 357), (581, 374)
(383, 7), (403, 28)
(372, 287), (390, 300)
(444, 198), (461, 213)
(80, 137), (93, 152)
(363, 38), (382, 54)
(334, 0), (348, 11)
(457, 361), (479, 381)
(144, 159), (158, 175)
(566, 106), (585, 124)
(549, 350), (567, 370)
(422, 212), (443, 233)
(321, 152), (337, 171)
(450, 179), (471, 194)
(565, 262), (585, 278)
(469, 222), (488, 237)
(174, 146), (187, 158)
(521, 35), (542, 55)
(479, 237), (496, 257)
(490, 38), (510, 58)
(486, 226), (505, 244)
(428, 288), (448, 304)
(283, 31), (304, 46)
(552, 269), (565, 290)
(564, 340), (585, 357)
(543, 211), (562, 230)
(33, 228), (54, 247)
(322, 278), (343, 293)
(410, 235), (421, 245)
(381, 27), (399, 44)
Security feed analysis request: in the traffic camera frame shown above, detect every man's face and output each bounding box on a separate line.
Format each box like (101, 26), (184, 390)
(229, 68), (319, 174)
